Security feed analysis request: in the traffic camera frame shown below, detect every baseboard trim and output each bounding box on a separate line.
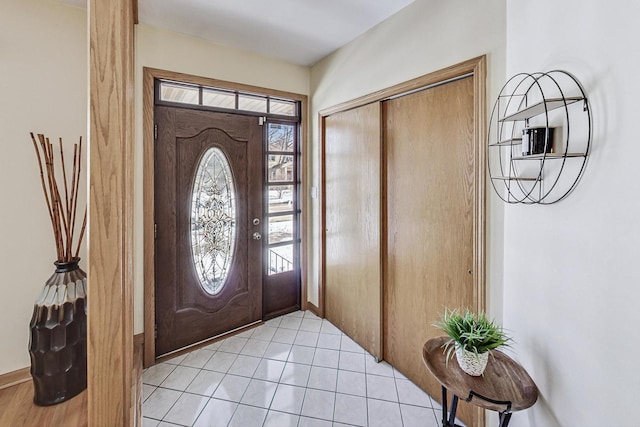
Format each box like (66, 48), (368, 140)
(0, 367), (30, 391)
(0, 334), (145, 393)
(134, 332), (144, 426)
(307, 301), (322, 318)
(134, 332), (144, 347)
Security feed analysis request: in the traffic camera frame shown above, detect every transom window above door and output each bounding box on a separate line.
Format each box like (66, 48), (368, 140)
(158, 80), (298, 117)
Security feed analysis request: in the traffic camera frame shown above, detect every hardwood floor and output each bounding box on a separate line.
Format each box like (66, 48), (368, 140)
(0, 335), (144, 426)
(0, 382), (87, 427)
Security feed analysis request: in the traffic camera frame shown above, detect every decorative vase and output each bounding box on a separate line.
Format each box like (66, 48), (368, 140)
(455, 347), (489, 376)
(29, 258), (87, 406)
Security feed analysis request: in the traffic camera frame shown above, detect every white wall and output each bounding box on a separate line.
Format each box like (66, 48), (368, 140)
(309, 0), (507, 321)
(133, 26), (310, 332)
(504, 1), (640, 426)
(0, 1), (310, 375)
(0, 0), (87, 375)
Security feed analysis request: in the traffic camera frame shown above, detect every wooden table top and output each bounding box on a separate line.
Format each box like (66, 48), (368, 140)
(422, 337), (538, 413)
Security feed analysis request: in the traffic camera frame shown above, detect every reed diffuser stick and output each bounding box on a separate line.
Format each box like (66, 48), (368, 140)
(29, 133), (87, 263)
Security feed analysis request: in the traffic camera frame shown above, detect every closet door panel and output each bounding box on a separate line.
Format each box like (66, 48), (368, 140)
(324, 102), (382, 359)
(384, 76), (477, 425)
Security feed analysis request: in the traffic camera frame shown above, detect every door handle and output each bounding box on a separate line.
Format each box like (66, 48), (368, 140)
(252, 232), (262, 240)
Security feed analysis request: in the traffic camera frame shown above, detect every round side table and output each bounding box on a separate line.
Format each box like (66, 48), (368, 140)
(422, 337), (538, 427)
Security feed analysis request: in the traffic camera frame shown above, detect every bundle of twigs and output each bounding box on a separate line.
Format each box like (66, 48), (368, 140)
(29, 133), (87, 263)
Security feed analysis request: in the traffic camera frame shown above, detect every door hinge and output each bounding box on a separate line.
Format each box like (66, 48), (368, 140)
(154, 223), (157, 239)
(154, 124), (158, 140)
(154, 325), (158, 338)
(258, 116), (265, 126)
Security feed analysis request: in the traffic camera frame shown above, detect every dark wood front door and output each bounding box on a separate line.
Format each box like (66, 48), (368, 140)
(155, 106), (263, 356)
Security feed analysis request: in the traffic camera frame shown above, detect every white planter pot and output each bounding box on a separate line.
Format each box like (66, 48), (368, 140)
(455, 348), (489, 376)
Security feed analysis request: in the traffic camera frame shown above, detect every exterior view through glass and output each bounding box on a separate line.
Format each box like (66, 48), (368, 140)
(266, 122), (297, 275)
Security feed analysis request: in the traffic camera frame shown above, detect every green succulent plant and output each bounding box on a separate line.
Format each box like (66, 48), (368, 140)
(434, 308), (510, 362)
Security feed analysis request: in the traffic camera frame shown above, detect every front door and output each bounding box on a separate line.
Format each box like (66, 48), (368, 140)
(154, 106), (263, 356)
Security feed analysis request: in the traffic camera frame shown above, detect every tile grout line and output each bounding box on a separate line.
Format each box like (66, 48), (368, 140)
(364, 350), (370, 427)
(392, 370), (405, 427)
(145, 362), (181, 422)
(223, 317), (300, 425)
(175, 362), (213, 426)
(296, 332), (314, 420)
(219, 335), (252, 427)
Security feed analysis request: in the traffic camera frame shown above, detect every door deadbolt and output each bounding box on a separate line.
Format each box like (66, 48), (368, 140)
(252, 232), (262, 240)
(253, 218), (261, 226)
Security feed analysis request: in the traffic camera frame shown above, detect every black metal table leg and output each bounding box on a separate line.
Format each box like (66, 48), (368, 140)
(441, 386), (448, 427)
(441, 386), (449, 427)
(449, 394), (459, 425)
(441, 386), (460, 427)
(499, 411), (513, 427)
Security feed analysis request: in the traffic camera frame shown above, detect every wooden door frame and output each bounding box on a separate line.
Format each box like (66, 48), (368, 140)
(143, 67), (309, 367)
(319, 56), (486, 424)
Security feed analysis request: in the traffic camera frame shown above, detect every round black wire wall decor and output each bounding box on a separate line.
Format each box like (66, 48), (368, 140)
(487, 70), (591, 204)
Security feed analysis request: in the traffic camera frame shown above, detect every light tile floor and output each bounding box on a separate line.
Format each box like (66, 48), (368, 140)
(142, 310), (447, 427)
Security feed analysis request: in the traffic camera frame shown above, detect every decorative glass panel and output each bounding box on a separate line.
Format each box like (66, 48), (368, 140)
(268, 185), (294, 214)
(269, 99), (296, 116)
(160, 82), (199, 104)
(191, 148), (236, 295)
(267, 123), (295, 152)
(267, 155), (294, 182)
(203, 88), (236, 109)
(268, 245), (294, 275)
(268, 215), (293, 244)
(238, 94), (267, 113)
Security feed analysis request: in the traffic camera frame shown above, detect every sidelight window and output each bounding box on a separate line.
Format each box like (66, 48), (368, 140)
(266, 122), (299, 275)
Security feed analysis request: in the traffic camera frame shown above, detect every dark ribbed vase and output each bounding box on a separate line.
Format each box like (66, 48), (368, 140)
(29, 258), (87, 406)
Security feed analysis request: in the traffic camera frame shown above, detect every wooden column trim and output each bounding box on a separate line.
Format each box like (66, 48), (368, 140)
(299, 97), (309, 312)
(473, 56), (487, 317)
(88, 0), (135, 425)
(142, 68), (156, 369)
(317, 114), (326, 318)
(133, 0), (139, 24)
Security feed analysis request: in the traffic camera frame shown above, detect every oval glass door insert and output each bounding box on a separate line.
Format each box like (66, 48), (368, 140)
(190, 147), (237, 295)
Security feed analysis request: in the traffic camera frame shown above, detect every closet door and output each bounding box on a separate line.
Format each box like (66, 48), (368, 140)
(324, 102), (382, 359)
(384, 76), (478, 425)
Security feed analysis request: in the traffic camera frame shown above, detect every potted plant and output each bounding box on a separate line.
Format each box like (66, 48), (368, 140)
(434, 308), (510, 376)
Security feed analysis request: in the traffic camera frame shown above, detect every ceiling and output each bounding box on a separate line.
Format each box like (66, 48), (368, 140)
(58, 0), (415, 66)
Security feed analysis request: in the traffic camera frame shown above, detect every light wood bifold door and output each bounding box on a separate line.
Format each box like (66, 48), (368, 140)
(321, 58), (485, 427)
(384, 76), (479, 426)
(324, 102), (382, 360)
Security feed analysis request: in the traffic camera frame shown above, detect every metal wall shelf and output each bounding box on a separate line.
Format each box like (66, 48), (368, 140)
(511, 152), (586, 160)
(489, 137), (522, 147)
(492, 176), (540, 182)
(487, 71), (592, 204)
(499, 97), (584, 122)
